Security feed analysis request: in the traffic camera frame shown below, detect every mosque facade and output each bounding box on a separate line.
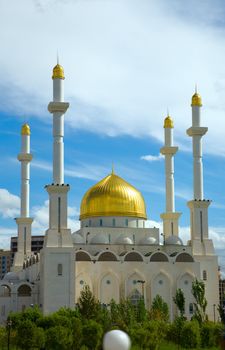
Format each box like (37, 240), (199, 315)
(0, 64), (219, 323)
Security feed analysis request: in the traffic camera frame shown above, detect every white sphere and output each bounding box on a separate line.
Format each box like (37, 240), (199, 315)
(103, 330), (131, 350)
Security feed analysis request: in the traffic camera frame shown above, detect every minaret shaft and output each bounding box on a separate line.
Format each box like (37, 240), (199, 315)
(52, 79), (65, 185)
(187, 91), (212, 254)
(13, 125), (33, 271)
(45, 63), (72, 248)
(160, 116), (181, 239)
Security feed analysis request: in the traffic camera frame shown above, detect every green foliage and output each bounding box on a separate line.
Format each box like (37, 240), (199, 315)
(217, 304), (225, 324)
(191, 279), (207, 324)
(131, 320), (167, 350)
(173, 288), (185, 317)
(136, 298), (147, 323)
(200, 321), (224, 348)
(180, 320), (201, 349)
(9, 305), (42, 329)
(167, 316), (186, 345)
(0, 326), (7, 348)
(45, 325), (73, 350)
(149, 295), (169, 322)
(71, 316), (83, 350)
(82, 320), (103, 350)
(16, 319), (39, 350)
(77, 284), (101, 320)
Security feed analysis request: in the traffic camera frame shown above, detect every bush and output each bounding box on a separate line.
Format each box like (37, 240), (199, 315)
(167, 317), (185, 345)
(201, 322), (224, 348)
(131, 320), (167, 350)
(82, 320), (103, 350)
(45, 325), (73, 350)
(180, 320), (200, 349)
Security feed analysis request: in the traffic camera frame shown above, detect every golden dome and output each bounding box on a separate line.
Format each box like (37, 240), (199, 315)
(164, 115), (174, 128)
(52, 64), (65, 80)
(21, 123), (30, 135)
(191, 92), (202, 107)
(80, 172), (147, 220)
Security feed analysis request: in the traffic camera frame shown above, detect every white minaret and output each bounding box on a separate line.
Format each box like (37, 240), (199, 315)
(187, 91), (212, 254)
(41, 63), (74, 315)
(13, 124), (33, 271)
(44, 63), (72, 248)
(160, 115), (181, 240)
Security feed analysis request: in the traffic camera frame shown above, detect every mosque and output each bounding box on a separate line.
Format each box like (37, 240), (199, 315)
(0, 63), (219, 323)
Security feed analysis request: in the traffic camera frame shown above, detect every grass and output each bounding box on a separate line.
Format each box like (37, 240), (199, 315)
(131, 341), (220, 350)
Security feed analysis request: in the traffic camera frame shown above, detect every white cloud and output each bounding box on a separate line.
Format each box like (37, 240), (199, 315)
(0, 189), (20, 218)
(32, 159), (109, 181)
(1, 1), (225, 155)
(141, 154), (163, 162)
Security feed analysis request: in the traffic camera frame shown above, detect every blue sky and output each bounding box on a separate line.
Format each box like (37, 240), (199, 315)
(1, 0), (225, 271)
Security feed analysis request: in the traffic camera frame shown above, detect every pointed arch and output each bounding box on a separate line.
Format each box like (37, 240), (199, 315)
(176, 271), (195, 319)
(126, 270), (145, 299)
(151, 271), (171, 316)
(99, 270), (120, 304)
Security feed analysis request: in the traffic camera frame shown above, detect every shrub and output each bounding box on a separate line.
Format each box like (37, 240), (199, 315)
(82, 320), (103, 350)
(201, 322), (224, 348)
(45, 325), (73, 350)
(167, 317), (185, 345)
(131, 320), (166, 350)
(180, 320), (200, 349)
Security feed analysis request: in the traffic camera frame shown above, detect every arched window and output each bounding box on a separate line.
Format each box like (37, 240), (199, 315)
(98, 252), (118, 261)
(76, 251), (91, 261)
(176, 253), (194, 262)
(88, 219), (92, 227)
(100, 219), (103, 227)
(0, 285), (11, 297)
(125, 219), (128, 227)
(129, 289), (142, 306)
(150, 253), (169, 262)
(124, 252), (143, 262)
(203, 270), (207, 281)
(112, 218), (116, 227)
(189, 303), (194, 314)
(18, 285), (31, 297)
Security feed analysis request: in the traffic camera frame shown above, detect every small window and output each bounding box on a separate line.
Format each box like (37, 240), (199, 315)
(112, 218), (116, 227)
(203, 270), (207, 281)
(189, 303), (194, 314)
(136, 220), (138, 228)
(100, 219), (103, 227)
(125, 219), (128, 227)
(88, 219), (91, 227)
(57, 263), (63, 276)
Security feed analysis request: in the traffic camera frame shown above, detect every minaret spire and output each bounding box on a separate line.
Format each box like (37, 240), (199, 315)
(13, 124), (33, 271)
(160, 114), (181, 240)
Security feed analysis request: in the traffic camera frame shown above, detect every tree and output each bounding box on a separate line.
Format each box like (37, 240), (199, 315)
(77, 285), (101, 320)
(173, 288), (185, 318)
(45, 325), (73, 350)
(180, 320), (201, 349)
(15, 319), (38, 350)
(82, 320), (103, 350)
(149, 295), (169, 322)
(191, 279), (207, 323)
